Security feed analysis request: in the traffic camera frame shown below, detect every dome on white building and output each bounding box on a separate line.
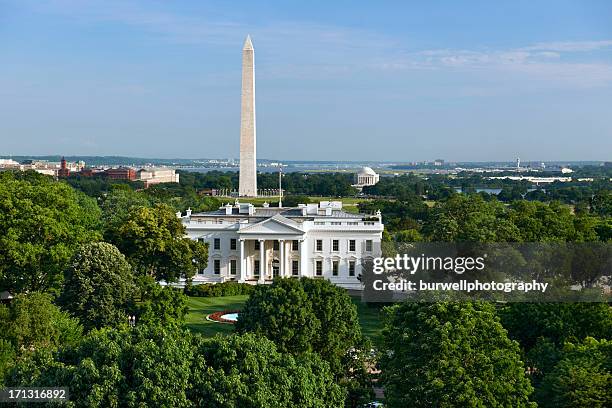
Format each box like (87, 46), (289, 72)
(355, 167), (380, 187)
(359, 166), (377, 176)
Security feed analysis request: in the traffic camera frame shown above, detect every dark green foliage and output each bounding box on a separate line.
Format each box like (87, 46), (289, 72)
(498, 303), (612, 386)
(0, 292), (82, 352)
(381, 302), (535, 407)
(7, 324), (195, 407)
(184, 281), (255, 297)
(282, 194), (311, 207)
(0, 171), (102, 293)
(190, 333), (345, 407)
(0, 292), (82, 384)
(537, 337), (612, 408)
(136, 277), (188, 325)
(109, 204), (208, 282)
(59, 242), (136, 331)
(235, 278), (362, 376)
(7, 327), (345, 407)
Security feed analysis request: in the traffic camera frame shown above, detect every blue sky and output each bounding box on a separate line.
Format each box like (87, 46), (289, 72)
(1, 0), (611, 161)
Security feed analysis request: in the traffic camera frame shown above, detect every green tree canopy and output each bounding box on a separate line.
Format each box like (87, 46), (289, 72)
(0, 171), (102, 293)
(109, 204), (207, 283)
(58, 242), (136, 331)
(0, 292), (82, 383)
(135, 276), (188, 326)
(381, 302), (535, 407)
(7, 327), (345, 407)
(235, 278), (362, 376)
(189, 333), (345, 408)
(537, 337), (612, 408)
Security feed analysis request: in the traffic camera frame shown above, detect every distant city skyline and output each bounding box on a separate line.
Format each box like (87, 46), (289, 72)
(1, 1), (611, 161)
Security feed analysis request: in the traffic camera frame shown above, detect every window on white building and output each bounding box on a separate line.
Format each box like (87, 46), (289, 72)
(292, 240), (299, 251)
(316, 260), (323, 276)
(214, 259), (221, 275)
(316, 240), (323, 251)
(230, 239), (237, 250)
(349, 261), (356, 277)
(349, 239), (356, 252)
(230, 259), (237, 275)
(254, 241), (260, 250)
(332, 261), (339, 276)
(332, 239), (339, 252)
(213, 238), (220, 250)
(292, 260), (299, 276)
(365, 240), (373, 252)
(273, 240), (279, 250)
(254, 260), (260, 276)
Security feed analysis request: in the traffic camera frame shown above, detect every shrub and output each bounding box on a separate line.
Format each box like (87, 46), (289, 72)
(184, 281), (255, 297)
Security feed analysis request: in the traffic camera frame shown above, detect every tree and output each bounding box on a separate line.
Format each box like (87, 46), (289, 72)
(7, 328), (346, 407)
(110, 204), (207, 282)
(381, 302), (535, 407)
(58, 242), (136, 331)
(189, 333), (345, 407)
(0, 292), (82, 383)
(282, 195), (311, 207)
(135, 276), (188, 325)
(498, 303), (612, 384)
(0, 292), (82, 352)
(0, 171), (102, 293)
(7, 324), (194, 408)
(537, 337), (612, 408)
(235, 278), (362, 376)
(425, 195), (521, 242)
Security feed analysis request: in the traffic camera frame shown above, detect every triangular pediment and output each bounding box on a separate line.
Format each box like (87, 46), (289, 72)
(239, 215), (304, 235)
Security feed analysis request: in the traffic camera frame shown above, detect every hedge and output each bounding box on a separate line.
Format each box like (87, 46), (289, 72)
(185, 281), (255, 297)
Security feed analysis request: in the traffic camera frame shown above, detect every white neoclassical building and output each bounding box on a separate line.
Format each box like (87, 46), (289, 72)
(181, 200), (383, 289)
(354, 167), (380, 188)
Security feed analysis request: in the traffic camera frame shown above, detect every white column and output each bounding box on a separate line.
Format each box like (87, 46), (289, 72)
(239, 239), (245, 282)
(279, 239), (285, 278)
(259, 239), (265, 283)
(299, 239), (307, 278)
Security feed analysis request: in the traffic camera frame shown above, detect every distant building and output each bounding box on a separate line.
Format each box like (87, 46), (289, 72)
(354, 167), (380, 188)
(561, 167), (574, 174)
(137, 167), (179, 187)
(200, 188), (220, 196)
(106, 167), (137, 181)
(516, 157), (521, 169)
(433, 159), (445, 166)
(57, 157), (71, 177)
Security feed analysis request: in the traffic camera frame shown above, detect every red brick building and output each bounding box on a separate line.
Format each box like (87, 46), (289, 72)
(57, 157), (70, 177)
(105, 167), (136, 181)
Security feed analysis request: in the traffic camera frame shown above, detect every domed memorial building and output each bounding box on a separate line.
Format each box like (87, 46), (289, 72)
(354, 166), (380, 188)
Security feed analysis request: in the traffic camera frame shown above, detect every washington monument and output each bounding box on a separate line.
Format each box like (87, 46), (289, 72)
(239, 35), (257, 196)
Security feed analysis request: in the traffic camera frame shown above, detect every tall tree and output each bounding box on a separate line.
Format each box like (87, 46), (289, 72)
(190, 333), (345, 408)
(537, 337), (612, 408)
(381, 302), (535, 407)
(59, 242), (136, 330)
(109, 204), (207, 283)
(0, 171), (101, 293)
(235, 278), (362, 376)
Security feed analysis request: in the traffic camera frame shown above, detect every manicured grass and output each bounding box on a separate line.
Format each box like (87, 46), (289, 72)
(351, 297), (386, 346)
(185, 295), (248, 337)
(185, 294), (386, 345)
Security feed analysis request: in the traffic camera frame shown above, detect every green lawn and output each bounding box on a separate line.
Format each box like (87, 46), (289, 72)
(185, 295), (248, 337)
(185, 294), (386, 344)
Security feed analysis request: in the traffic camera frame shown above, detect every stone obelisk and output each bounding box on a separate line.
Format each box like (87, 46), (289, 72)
(239, 35), (257, 197)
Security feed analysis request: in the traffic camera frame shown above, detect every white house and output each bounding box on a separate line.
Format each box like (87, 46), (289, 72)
(181, 200), (384, 290)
